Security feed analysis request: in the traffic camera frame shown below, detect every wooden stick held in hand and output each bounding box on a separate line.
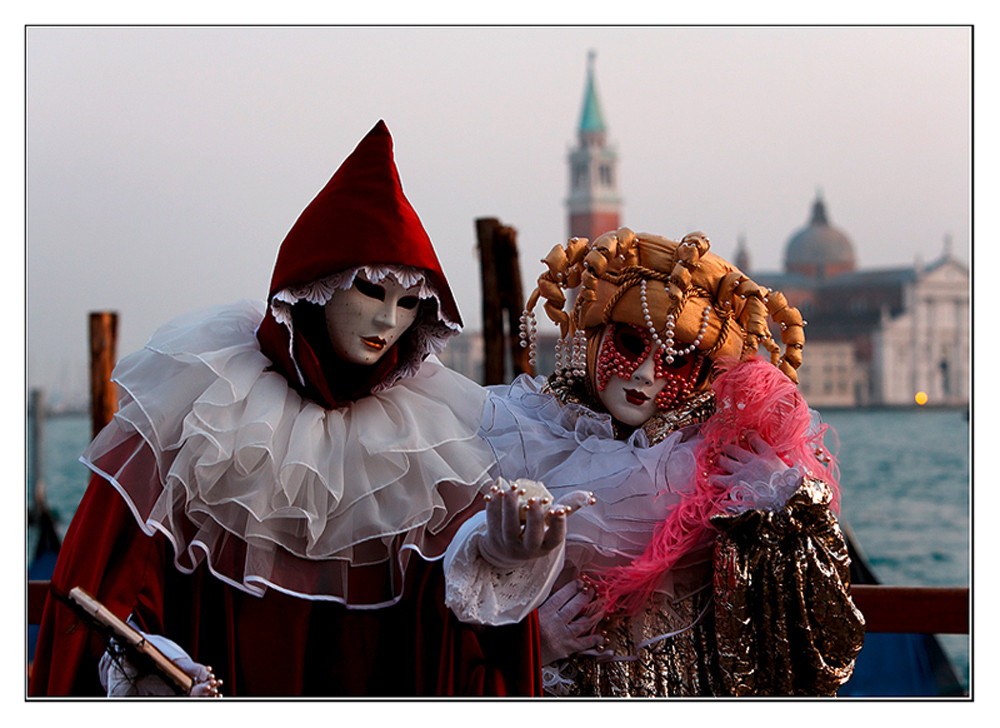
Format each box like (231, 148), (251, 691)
(67, 587), (196, 695)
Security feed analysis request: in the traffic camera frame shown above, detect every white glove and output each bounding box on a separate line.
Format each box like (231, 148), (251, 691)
(711, 432), (802, 513)
(182, 657), (223, 698)
(99, 629), (223, 697)
(478, 478), (594, 569)
(538, 580), (613, 665)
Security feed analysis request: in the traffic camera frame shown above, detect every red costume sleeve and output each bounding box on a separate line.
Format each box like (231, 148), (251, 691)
(29, 472), (168, 696)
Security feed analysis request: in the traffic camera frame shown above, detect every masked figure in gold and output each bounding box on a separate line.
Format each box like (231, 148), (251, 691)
(445, 227), (865, 696)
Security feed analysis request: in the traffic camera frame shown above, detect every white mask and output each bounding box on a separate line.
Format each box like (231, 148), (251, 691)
(324, 272), (421, 365)
(594, 324), (705, 427)
(596, 328), (667, 427)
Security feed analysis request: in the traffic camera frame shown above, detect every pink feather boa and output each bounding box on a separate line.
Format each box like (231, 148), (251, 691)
(598, 357), (840, 616)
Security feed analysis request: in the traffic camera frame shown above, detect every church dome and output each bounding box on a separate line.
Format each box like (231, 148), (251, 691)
(784, 194), (856, 278)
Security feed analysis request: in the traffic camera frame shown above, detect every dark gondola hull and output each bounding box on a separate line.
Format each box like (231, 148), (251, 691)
(839, 525), (965, 697)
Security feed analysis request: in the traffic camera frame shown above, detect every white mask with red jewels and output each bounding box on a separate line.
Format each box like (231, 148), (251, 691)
(324, 271), (422, 366)
(595, 323), (705, 427)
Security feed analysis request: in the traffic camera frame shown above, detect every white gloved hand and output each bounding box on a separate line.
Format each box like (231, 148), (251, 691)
(177, 657), (223, 697)
(99, 630), (223, 697)
(538, 580), (613, 665)
(478, 478), (595, 569)
(711, 432), (802, 513)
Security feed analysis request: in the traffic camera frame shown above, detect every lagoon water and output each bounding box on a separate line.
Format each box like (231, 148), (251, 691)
(823, 407), (970, 693)
(27, 406), (971, 693)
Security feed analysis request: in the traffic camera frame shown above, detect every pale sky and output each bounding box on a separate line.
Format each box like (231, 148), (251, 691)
(24, 24), (972, 405)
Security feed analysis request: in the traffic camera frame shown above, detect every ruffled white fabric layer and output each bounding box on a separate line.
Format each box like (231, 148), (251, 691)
(450, 375), (809, 650)
(80, 299), (496, 606)
(478, 375), (707, 585)
(443, 374), (709, 629)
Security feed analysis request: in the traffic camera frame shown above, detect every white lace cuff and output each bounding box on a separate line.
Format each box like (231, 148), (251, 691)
(720, 464), (804, 514)
(541, 663), (577, 696)
(443, 512), (564, 626)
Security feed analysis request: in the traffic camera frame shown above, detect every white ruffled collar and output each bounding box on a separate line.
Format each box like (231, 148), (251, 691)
(81, 300), (494, 606)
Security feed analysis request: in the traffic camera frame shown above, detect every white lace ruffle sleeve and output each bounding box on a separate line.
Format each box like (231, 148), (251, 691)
(443, 511), (565, 625)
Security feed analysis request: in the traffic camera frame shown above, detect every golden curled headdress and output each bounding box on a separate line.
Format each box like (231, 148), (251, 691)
(519, 227), (806, 387)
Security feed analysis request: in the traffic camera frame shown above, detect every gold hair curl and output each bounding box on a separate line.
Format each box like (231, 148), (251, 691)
(524, 227), (805, 385)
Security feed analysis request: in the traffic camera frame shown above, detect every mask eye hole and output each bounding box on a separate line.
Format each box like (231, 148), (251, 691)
(659, 351), (691, 370)
(613, 325), (649, 359)
(353, 277), (386, 301)
(398, 296), (419, 310)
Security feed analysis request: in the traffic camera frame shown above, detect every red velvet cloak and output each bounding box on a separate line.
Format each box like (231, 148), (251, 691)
(30, 467), (542, 697)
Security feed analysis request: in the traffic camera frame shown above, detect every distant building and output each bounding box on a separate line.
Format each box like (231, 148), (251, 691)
(566, 51), (621, 242)
(442, 53), (621, 382)
(749, 193), (969, 408)
(445, 60), (969, 410)
(784, 195), (857, 279)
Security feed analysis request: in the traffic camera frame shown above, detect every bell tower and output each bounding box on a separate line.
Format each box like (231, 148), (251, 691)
(566, 51), (621, 241)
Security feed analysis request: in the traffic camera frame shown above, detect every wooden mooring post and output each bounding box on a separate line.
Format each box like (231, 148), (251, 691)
(28, 389), (47, 517)
(476, 217), (531, 385)
(89, 311), (119, 436)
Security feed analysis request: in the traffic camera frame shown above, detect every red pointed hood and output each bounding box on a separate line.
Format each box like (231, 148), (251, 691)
(266, 120), (460, 323)
(257, 121), (462, 408)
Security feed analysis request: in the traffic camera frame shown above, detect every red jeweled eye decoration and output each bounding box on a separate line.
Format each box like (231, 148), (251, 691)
(654, 355), (704, 411)
(614, 325), (650, 361)
(656, 350), (690, 375)
(596, 324), (651, 391)
(596, 323), (706, 410)
(612, 324), (650, 364)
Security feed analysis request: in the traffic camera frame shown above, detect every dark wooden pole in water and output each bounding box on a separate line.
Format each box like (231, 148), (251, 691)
(89, 311), (119, 437)
(476, 218), (531, 385)
(29, 388), (46, 516)
(495, 224), (531, 380)
(477, 218), (504, 385)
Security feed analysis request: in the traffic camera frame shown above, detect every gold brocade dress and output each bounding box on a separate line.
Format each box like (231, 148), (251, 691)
(542, 378), (865, 697)
(553, 477), (865, 697)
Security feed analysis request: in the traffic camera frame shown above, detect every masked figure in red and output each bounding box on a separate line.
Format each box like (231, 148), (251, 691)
(29, 121), (565, 697)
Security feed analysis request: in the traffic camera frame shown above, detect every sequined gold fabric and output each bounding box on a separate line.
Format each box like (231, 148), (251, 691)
(640, 391), (716, 446)
(554, 477), (865, 697)
(711, 476), (865, 696)
(562, 563), (725, 697)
